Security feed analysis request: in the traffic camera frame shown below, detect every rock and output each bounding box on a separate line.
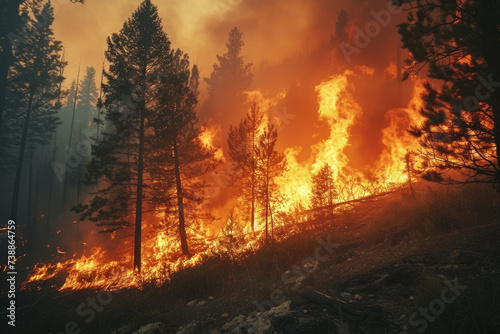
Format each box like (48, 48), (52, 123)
(409, 296), (415, 301)
(221, 301), (291, 333)
(267, 300), (291, 317)
(340, 292), (353, 299)
(440, 264), (459, 270)
(111, 324), (131, 334)
(304, 261), (315, 269)
(221, 315), (245, 332)
(132, 322), (165, 334)
(198, 300), (207, 306)
(187, 300), (196, 307)
(303, 309), (308, 313)
(209, 296), (215, 300)
(176, 321), (199, 334)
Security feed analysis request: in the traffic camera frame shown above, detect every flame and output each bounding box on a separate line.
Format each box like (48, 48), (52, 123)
(199, 125), (224, 161)
(375, 79), (426, 184)
(23, 73), (429, 292)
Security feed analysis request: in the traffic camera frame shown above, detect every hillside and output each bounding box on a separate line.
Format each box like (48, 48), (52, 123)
(7, 183), (500, 334)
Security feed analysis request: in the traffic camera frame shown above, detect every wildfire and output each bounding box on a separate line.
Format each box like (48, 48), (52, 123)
(374, 79), (426, 185)
(199, 125), (224, 161)
(23, 72), (428, 292)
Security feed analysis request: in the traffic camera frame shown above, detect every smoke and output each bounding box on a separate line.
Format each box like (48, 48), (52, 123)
(52, 0), (421, 207)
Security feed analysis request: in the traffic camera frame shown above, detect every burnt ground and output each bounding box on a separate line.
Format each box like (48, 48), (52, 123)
(3, 186), (500, 334)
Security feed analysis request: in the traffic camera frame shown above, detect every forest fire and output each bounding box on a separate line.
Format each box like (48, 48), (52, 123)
(22, 68), (426, 293)
(3, 0), (500, 332)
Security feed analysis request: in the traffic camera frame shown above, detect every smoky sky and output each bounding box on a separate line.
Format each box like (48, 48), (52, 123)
(52, 0), (417, 168)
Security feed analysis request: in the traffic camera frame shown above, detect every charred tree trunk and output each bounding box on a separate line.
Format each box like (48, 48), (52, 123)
(134, 102), (145, 272)
(328, 178), (334, 219)
(264, 156), (270, 242)
(251, 170), (255, 233)
(492, 89), (500, 190)
(173, 135), (190, 257)
(406, 153), (416, 199)
(250, 128), (256, 232)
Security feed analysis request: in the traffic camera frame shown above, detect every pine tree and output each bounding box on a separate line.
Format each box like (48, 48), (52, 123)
(69, 66), (98, 203)
(227, 103), (263, 231)
(204, 27), (253, 125)
(0, 0), (83, 138)
(73, 0), (171, 271)
(150, 51), (219, 256)
(256, 122), (286, 242)
(6, 0), (65, 222)
(77, 66), (98, 130)
(311, 164), (336, 219)
(398, 0), (500, 187)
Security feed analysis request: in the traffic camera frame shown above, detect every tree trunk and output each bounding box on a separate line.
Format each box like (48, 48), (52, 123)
(173, 136), (190, 256)
(46, 132), (57, 236)
(27, 152), (33, 246)
(269, 201), (274, 240)
(76, 131), (82, 204)
(251, 128), (256, 232)
(0, 38), (12, 133)
(63, 65), (80, 207)
(265, 157), (269, 242)
(251, 165), (255, 232)
(10, 88), (35, 220)
(491, 88), (500, 189)
(328, 178), (334, 219)
(134, 104), (145, 272)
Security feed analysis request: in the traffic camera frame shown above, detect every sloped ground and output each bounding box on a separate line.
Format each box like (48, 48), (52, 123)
(5, 184), (500, 334)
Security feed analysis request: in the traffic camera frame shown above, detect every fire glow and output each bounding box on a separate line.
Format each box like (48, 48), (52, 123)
(23, 68), (427, 292)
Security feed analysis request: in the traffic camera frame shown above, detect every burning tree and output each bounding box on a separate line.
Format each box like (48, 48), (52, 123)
(227, 103), (263, 232)
(256, 122), (287, 241)
(150, 50), (219, 257)
(311, 164), (336, 219)
(398, 0), (500, 188)
(74, 0), (172, 271)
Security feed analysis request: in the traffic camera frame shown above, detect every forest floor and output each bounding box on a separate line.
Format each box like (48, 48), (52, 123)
(4, 183), (500, 334)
